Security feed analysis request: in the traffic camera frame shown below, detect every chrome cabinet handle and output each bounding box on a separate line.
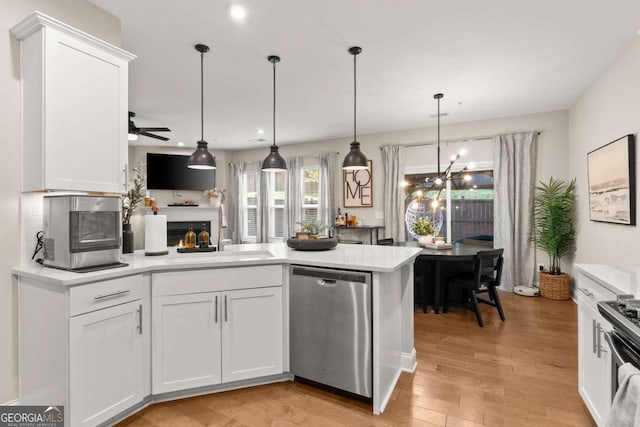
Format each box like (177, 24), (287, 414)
(123, 163), (128, 190)
(592, 319), (597, 354)
(137, 304), (142, 335)
(579, 287), (594, 297)
(596, 323), (607, 358)
(225, 295), (228, 322)
(215, 295), (218, 324)
(94, 289), (130, 301)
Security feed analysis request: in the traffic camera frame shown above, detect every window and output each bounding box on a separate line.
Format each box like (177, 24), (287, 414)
(403, 170), (494, 242)
(243, 170), (258, 240)
(242, 169), (287, 241)
(302, 167), (319, 223)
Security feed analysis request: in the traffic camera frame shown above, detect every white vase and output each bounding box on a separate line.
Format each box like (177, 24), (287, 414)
(418, 235), (433, 246)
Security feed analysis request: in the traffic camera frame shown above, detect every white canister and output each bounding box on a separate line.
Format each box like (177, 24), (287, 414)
(144, 214), (169, 256)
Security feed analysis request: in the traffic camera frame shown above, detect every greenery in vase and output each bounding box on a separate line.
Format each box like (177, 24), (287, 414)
(531, 177), (576, 275)
(413, 217), (438, 236)
(298, 220), (328, 235)
(122, 165), (145, 225)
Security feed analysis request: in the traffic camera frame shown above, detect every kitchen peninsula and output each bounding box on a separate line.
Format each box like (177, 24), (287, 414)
(13, 243), (421, 426)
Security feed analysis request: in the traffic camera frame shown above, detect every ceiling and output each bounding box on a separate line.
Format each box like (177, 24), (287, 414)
(90, 0), (640, 150)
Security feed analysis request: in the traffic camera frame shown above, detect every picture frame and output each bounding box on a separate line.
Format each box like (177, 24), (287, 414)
(587, 134), (636, 225)
(343, 160), (373, 208)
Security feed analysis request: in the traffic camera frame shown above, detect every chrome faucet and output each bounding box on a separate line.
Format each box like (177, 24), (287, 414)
(217, 190), (228, 251)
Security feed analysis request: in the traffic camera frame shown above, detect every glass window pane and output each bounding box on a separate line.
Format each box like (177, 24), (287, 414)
(302, 208), (318, 223)
(247, 208), (257, 237)
(303, 168), (319, 206)
(274, 207), (285, 238)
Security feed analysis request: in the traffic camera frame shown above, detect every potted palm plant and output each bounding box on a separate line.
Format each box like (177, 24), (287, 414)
(121, 165), (145, 253)
(531, 177), (576, 300)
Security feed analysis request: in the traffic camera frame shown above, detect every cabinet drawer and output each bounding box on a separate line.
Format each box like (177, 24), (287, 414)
(577, 273), (616, 311)
(69, 274), (144, 316)
(153, 265), (283, 296)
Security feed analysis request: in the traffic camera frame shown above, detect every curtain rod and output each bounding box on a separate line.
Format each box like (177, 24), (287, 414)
(228, 151), (340, 165)
(380, 131), (542, 150)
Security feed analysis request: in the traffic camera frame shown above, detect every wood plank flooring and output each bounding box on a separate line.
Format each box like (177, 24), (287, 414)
(117, 291), (595, 426)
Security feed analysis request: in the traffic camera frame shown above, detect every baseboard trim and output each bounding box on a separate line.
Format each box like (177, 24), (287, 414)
(401, 348), (417, 373)
(97, 374), (292, 427)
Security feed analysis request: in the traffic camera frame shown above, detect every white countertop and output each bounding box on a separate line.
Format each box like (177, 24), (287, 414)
(575, 263), (640, 296)
(12, 243), (422, 287)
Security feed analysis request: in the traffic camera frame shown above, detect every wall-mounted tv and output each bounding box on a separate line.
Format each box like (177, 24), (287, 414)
(146, 153), (215, 191)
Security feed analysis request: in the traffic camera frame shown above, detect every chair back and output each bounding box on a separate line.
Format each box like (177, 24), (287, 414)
(377, 238), (394, 245)
(473, 249), (504, 289)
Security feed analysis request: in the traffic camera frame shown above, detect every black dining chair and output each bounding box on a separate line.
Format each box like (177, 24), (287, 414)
(377, 238), (394, 245)
(442, 249), (505, 327)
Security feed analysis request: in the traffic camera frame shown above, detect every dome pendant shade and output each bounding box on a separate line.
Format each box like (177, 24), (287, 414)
(261, 55), (286, 172)
(342, 141), (368, 170)
(262, 145), (287, 171)
(188, 43), (216, 170)
(188, 140), (216, 170)
(342, 46), (368, 170)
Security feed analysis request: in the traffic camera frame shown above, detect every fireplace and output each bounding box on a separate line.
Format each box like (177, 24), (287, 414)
(167, 221), (211, 246)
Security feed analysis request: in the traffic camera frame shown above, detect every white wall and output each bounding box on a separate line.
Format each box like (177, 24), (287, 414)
(569, 35), (640, 268)
(2, 1), (121, 404)
(230, 110), (569, 239)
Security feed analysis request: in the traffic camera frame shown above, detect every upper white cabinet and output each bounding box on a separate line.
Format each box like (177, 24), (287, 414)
(11, 12), (135, 193)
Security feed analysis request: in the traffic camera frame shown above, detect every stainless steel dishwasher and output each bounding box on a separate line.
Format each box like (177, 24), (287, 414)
(290, 265), (372, 398)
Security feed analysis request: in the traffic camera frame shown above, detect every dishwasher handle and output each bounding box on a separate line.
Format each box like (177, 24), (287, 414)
(316, 279), (337, 287)
(292, 266), (369, 284)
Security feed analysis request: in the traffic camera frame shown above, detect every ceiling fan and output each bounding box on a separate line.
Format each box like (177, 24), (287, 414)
(128, 111), (170, 141)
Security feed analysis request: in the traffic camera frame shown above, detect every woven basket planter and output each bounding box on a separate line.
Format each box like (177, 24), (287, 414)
(539, 272), (571, 300)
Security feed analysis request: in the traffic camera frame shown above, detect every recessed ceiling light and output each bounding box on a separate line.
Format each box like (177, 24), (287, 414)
(177, 141), (184, 147)
(229, 4), (247, 22)
(256, 128), (264, 135)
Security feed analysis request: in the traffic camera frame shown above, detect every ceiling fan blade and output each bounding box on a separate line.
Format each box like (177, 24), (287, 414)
(140, 131), (169, 141)
(138, 127), (170, 132)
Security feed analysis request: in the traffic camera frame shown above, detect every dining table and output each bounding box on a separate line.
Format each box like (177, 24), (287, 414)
(393, 241), (492, 314)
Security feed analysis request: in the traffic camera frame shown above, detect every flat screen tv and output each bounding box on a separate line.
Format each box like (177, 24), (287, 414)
(146, 153), (215, 191)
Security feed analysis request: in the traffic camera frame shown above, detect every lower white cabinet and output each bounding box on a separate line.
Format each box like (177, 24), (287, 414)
(152, 266), (284, 394)
(69, 301), (146, 426)
(577, 273), (615, 427)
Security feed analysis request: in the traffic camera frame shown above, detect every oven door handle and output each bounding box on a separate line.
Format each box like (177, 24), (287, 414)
(604, 331), (626, 366)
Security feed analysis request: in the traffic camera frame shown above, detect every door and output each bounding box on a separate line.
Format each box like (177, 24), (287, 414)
(152, 292), (221, 393)
(578, 301), (611, 426)
(221, 287), (283, 383)
(69, 300), (144, 426)
(45, 27), (128, 193)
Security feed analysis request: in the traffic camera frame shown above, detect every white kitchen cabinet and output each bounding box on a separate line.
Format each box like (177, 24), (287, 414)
(18, 274), (151, 427)
(577, 273), (615, 427)
(152, 292), (222, 393)
(69, 300), (146, 426)
(152, 265), (284, 394)
(11, 12), (135, 193)
(222, 287), (283, 382)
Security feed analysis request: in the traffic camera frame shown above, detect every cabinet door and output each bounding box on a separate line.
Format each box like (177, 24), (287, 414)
(152, 292), (221, 393)
(578, 302), (612, 426)
(44, 28), (128, 193)
(69, 300), (144, 426)
(222, 287), (283, 383)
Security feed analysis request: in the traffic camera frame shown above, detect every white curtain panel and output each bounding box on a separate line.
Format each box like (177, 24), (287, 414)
(286, 156), (303, 238)
(382, 145), (406, 242)
(257, 161), (271, 243)
(318, 152), (337, 229)
(493, 132), (537, 291)
(228, 162), (244, 243)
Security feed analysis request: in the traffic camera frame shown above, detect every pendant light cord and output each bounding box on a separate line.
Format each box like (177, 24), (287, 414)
(437, 95), (440, 177)
(200, 49), (204, 142)
(353, 51), (357, 142)
(273, 59), (276, 148)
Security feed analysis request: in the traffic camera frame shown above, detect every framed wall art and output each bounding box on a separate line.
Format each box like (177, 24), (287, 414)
(343, 160), (373, 208)
(587, 134), (636, 225)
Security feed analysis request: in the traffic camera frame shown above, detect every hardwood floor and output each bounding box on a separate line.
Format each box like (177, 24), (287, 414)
(117, 291), (595, 426)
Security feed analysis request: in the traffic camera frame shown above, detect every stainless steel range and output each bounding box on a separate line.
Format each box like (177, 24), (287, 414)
(597, 296), (640, 397)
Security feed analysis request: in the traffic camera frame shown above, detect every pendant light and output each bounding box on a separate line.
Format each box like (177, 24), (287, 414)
(188, 44), (216, 170)
(261, 55), (287, 171)
(342, 46), (368, 170)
